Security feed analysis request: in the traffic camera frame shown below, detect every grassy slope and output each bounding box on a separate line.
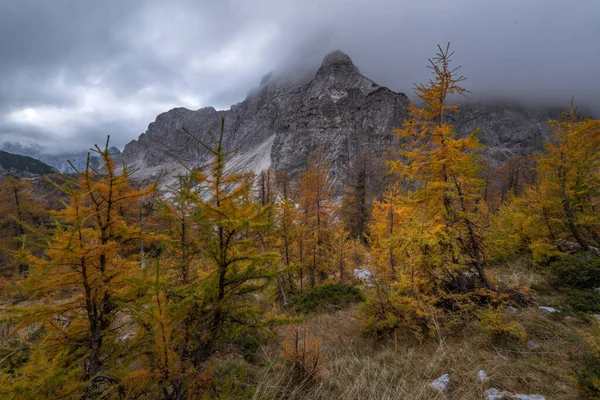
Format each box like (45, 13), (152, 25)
(1, 257), (596, 399)
(213, 259), (597, 399)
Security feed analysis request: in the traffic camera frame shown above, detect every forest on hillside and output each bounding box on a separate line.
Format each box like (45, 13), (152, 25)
(0, 46), (599, 400)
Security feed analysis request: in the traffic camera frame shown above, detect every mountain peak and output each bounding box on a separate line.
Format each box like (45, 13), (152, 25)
(317, 50), (359, 75)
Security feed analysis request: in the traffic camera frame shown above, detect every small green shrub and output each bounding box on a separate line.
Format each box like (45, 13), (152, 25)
(564, 289), (600, 314)
(548, 251), (600, 289)
(289, 284), (364, 313)
(210, 363), (254, 399)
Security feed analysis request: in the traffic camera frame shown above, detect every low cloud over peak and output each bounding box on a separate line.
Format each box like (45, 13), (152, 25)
(0, 0), (598, 155)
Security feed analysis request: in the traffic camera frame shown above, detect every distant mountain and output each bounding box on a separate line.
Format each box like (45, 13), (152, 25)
(0, 150), (55, 178)
(120, 50), (561, 189)
(0, 144), (121, 174)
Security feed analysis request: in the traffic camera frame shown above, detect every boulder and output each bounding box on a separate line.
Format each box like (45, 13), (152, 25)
(430, 373), (450, 393)
(478, 369), (490, 383)
(538, 306), (559, 314)
(484, 388), (546, 400)
(526, 340), (540, 350)
(353, 269), (372, 281)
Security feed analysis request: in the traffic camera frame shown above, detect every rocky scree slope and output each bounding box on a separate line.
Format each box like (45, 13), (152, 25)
(120, 50), (560, 188)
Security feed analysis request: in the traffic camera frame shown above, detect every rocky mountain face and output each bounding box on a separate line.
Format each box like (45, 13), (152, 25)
(120, 50), (560, 188)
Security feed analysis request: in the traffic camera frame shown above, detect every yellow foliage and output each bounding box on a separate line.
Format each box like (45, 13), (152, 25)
(479, 306), (527, 342)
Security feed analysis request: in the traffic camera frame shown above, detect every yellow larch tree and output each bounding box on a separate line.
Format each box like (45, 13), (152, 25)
(390, 43), (494, 291)
(297, 149), (336, 288)
(490, 101), (600, 264)
(2, 139), (154, 398)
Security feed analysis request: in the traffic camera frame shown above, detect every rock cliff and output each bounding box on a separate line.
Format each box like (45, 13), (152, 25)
(120, 50), (560, 187)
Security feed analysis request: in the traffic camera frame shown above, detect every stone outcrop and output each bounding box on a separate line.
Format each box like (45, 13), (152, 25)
(120, 50), (561, 187)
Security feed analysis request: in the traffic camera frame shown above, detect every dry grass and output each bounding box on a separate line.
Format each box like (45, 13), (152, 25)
(488, 256), (547, 288)
(248, 304), (592, 400)
(243, 258), (595, 399)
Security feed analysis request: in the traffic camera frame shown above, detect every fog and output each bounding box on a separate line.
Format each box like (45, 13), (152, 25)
(0, 0), (598, 154)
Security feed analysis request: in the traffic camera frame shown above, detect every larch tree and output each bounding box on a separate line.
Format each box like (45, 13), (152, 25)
(340, 152), (372, 244)
(368, 185), (406, 283)
(493, 101), (600, 263)
(0, 176), (47, 276)
(390, 43), (494, 291)
(181, 118), (278, 366)
(297, 149), (336, 288)
(274, 170), (303, 297)
(535, 101), (600, 252)
(5, 139), (154, 398)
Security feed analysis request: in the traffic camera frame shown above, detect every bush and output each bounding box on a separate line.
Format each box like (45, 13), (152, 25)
(479, 307), (527, 343)
(564, 289), (600, 314)
(360, 285), (433, 338)
(289, 284), (364, 313)
(579, 329), (600, 397)
(281, 322), (323, 382)
(548, 251), (600, 289)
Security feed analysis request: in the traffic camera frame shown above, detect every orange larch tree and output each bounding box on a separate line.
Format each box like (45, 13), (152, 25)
(390, 43), (494, 291)
(7, 139), (154, 398)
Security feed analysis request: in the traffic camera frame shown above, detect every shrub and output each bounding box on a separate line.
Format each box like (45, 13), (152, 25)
(548, 251), (600, 289)
(360, 284), (433, 338)
(281, 322), (323, 382)
(479, 306), (527, 343)
(578, 329), (600, 397)
(289, 284), (364, 313)
(564, 289), (600, 314)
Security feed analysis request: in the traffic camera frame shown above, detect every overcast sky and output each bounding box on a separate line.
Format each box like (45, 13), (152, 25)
(0, 0), (598, 155)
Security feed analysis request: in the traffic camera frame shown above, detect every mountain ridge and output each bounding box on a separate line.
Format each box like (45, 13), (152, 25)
(0, 150), (55, 178)
(120, 50), (561, 187)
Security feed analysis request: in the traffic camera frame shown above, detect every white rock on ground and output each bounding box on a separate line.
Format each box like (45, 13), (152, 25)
(538, 306), (559, 314)
(478, 369), (489, 383)
(484, 388), (504, 400)
(505, 306), (518, 313)
(526, 340), (540, 350)
(430, 373), (449, 393)
(484, 388), (546, 400)
(353, 269), (372, 281)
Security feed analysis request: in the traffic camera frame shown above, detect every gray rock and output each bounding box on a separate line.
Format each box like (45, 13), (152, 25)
(478, 369), (490, 383)
(526, 340), (540, 350)
(119, 51), (561, 189)
(353, 269), (372, 281)
(505, 306), (518, 313)
(592, 314), (600, 324)
(485, 388), (546, 400)
(327, 304), (341, 312)
(430, 373), (450, 393)
(538, 306), (559, 314)
(484, 388), (505, 400)
(595, 287), (600, 293)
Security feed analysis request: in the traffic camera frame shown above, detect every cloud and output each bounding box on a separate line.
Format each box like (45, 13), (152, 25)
(0, 0), (598, 155)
